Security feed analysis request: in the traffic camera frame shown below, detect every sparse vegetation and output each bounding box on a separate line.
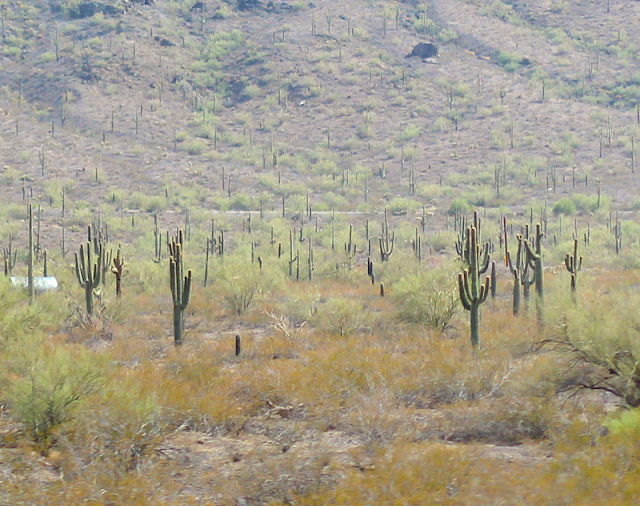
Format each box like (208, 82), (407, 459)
(0, 0), (640, 503)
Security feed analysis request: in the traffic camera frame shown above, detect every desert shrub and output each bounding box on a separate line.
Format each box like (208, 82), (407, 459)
(448, 198), (470, 216)
(183, 139), (207, 155)
(552, 197), (576, 215)
(3, 338), (103, 446)
(312, 296), (366, 336)
(387, 197), (419, 215)
(429, 230), (456, 253)
(571, 192), (607, 213)
(64, 374), (166, 471)
(229, 192), (253, 211)
(496, 51), (529, 72)
(393, 263), (459, 331)
(542, 289), (640, 406)
(215, 255), (282, 315)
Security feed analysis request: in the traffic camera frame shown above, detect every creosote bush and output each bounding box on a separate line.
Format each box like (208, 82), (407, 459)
(542, 285), (640, 406)
(393, 262), (459, 331)
(3, 336), (103, 447)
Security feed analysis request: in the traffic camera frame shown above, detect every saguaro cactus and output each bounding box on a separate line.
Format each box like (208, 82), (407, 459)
(75, 240), (102, 315)
(565, 238), (582, 294)
(507, 234), (526, 316)
(169, 231), (192, 345)
(524, 223), (544, 325)
(3, 234), (17, 276)
(458, 226), (491, 347)
(111, 246), (124, 298)
(28, 204), (34, 305)
(379, 209), (394, 262)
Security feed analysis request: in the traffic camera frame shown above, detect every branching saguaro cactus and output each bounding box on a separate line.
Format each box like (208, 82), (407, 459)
(169, 230), (192, 345)
(458, 226), (491, 347)
(2, 234), (17, 276)
(75, 240), (102, 315)
(379, 209), (394, 262)
(111, 246), (124, 298)
(565, 238), (582, 294)
(507, 234), (528, 316)
(455, 210), (482, 261)
(524, 223), (544, 325)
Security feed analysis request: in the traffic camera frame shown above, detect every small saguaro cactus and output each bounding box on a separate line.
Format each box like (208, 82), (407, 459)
(152, 213), (162, 263)
(169, 230), (192, 346)
(75, 239), (102, 315)
(458, 226), (491, 347)
(565, 238), (582, 294)
(111, 246), (124, 298)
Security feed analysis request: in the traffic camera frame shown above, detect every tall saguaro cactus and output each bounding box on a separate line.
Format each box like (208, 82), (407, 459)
(379, 209), (394, 262)
(458, 226), (491, 347)
(169, 231), (192, 346)
(75, 240), (102, 315)
(524, 223), (544, 325)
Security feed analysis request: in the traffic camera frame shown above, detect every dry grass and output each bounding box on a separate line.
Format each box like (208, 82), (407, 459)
(1, 0), (640, 503)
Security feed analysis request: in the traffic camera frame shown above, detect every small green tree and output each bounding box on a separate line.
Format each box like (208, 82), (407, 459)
(5, 339), (102, 447)
(393, 263), (459, 332)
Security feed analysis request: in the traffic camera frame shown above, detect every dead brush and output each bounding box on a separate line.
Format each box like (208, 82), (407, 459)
(264, 310), (308, 355)
(264, 310), (306, 339)
(63, 293), (113, 344)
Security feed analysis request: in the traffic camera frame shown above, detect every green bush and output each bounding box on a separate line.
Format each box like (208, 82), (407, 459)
(313, 296), (366, 336)
(184, 139), (207, 155)
(393, 263), (459, 331)
(552, 197), (576, 216)
(4, 338), (103, 446)
(448, 198), (470, 216)
(215, 256), (281, 315)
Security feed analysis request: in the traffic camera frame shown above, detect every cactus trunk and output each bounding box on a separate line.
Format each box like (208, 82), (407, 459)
(470, 303), (480, 347)
(173, 305), (184, 345)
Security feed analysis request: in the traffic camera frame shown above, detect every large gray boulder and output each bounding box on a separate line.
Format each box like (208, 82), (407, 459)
(406, 42), (439, 59)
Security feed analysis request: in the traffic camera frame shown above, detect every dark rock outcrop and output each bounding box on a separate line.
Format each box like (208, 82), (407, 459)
(406, 42), (439, 59)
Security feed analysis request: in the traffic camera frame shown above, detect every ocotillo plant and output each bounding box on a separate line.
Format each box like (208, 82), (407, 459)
(565, 238), (582, 294)
(379, 209), (394, 262)
(111, 246), (124, 298)
(75, 240), (102, 315)
(524, 223), (544, 325)
(169, 230), (191, 346)
(458, 226), (491, 347)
